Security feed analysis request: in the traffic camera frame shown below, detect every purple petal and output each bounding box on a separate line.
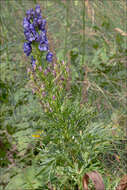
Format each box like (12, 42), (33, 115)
(46, 51), (53, 62)
(35, 5), (41, 16)
(38, 43), (48, 51)
(23, 42), (32, 56)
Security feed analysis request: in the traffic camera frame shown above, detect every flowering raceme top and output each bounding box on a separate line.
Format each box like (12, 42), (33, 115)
(23, 5), (53, 63)
(23, 5), (69, 113)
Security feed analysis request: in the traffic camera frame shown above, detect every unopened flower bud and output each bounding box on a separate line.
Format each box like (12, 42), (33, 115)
(49, 107), (52, 112)
(44, 69), (48, 75)
(61, 76), (64, 81)
(52, 95), (55, 100)
(42, 91), (46, 97)
(39, 66), (42, 71)
(52, 70), (56, 77)
(62, 60), (65, 65)
(47, 67), (51, 72)
(32, 63), (36, 70)
(66, 66), (69, 72)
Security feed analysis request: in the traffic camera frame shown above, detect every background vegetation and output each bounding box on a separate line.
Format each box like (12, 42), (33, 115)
(0, 0), (126, 189)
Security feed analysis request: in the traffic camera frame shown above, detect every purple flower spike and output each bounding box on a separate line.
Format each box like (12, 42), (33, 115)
(46, 51), (53, 62)
(23, 42), (32, 56)
(23, 5), (53, 62)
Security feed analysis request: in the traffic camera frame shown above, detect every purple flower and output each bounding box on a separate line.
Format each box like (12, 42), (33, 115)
(23, 42), (32, 56)
(24, 31), (35, 42)
(46, 51), (53, 62)
(35, 5), (41, 16)
(34, 32), (40, 42)
(26, 8), (35, 20)
(39, 19), (47, 30)
(33, 17), (38, 27)
(39, 43), (48, 51)
(39, 30), (47, 43)
(37, 15), (43, 25)
(44, 39), (49, 45)
(26, 9), (31, 20)
(30, 8), (35, 17)
(29, 24), (36, 35)
(23, 17), (30, 30)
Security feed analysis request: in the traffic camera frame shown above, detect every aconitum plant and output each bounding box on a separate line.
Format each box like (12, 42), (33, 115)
(22, 5), (112, 190)
(23, 5), (69, 113)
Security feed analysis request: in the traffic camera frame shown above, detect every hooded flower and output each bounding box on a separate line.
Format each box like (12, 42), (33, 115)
(35, 5), (41, 16)
(23, 42), (32, 56)
(46, 51), (53, 62)
(23, 17), (30, 30)
(39, 43), (48, 51)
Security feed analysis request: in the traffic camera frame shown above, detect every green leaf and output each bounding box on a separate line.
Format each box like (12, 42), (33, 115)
(5, 174), (25, 190)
